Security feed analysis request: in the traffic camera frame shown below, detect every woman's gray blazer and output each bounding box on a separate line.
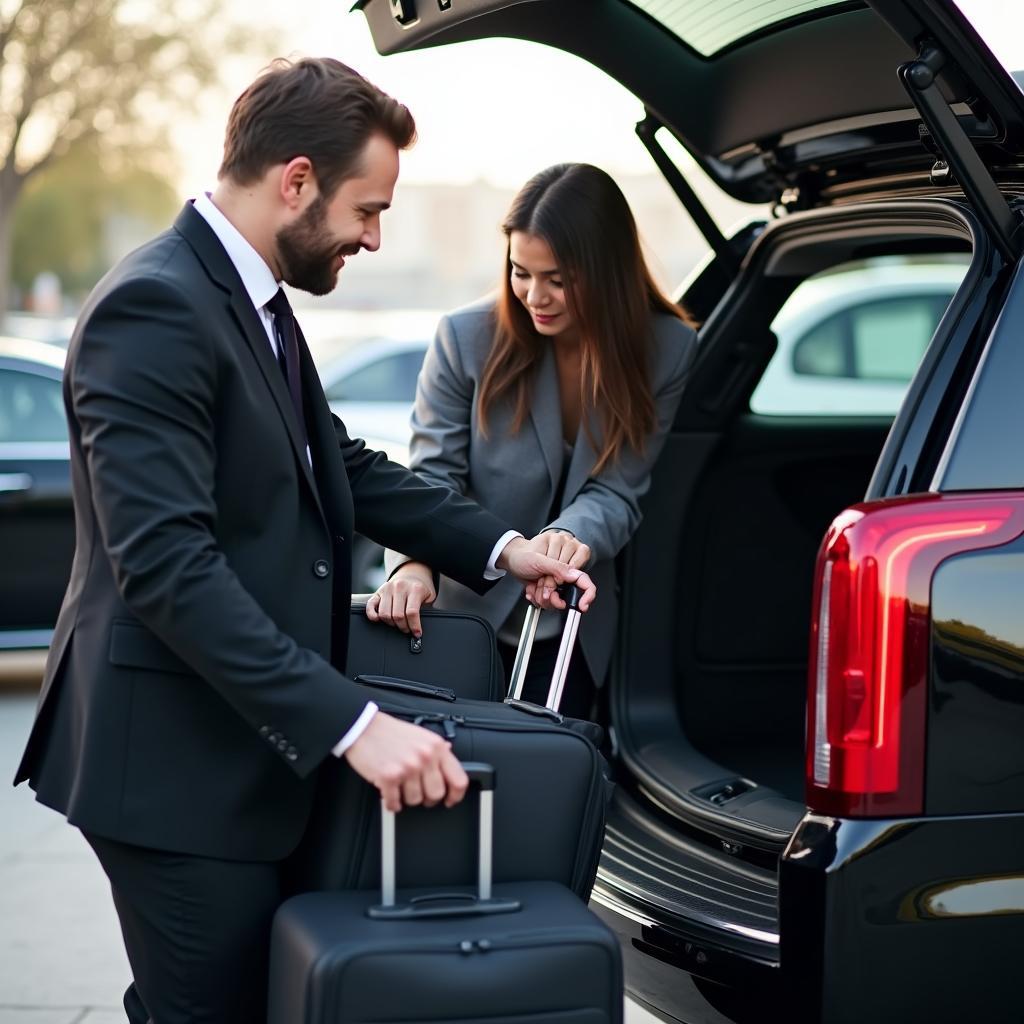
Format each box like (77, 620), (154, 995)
(385, 296), (697, 684)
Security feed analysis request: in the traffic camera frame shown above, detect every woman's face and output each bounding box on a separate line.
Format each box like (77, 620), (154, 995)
(509, 232), (576, 341)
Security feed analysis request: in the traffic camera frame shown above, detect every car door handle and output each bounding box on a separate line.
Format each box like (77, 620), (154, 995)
(0, 473), (33, 494)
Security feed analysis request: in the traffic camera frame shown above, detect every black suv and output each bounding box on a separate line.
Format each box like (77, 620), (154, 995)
(356, 2), (1024, 1022)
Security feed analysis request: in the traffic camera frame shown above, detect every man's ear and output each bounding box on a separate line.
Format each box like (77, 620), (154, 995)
(279, 156), (318, 210)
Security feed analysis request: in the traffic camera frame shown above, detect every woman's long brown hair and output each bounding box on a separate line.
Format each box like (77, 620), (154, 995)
(477, 163), (691, 475)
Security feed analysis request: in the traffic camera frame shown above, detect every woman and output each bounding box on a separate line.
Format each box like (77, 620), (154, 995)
(366, 163), (697, 719)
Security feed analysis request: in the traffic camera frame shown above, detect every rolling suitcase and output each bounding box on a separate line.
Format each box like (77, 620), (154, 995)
(268, 763), (624, 1024)
(289, 586), (610, 901)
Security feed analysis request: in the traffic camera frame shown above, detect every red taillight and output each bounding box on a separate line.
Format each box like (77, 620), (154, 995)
(806, 493), (1024, 817)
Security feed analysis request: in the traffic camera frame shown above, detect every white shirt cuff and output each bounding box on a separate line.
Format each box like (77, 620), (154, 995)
(332, 701), (379, 758)
(484, 530), (523, 580)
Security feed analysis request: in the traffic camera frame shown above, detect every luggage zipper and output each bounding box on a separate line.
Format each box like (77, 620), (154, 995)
(453, 931), (611, 955)
(412, 712), (459, 740)
(345, 931), (613, 959)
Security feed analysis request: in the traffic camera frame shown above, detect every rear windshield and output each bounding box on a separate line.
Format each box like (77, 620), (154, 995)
(624, 0), (854, 57)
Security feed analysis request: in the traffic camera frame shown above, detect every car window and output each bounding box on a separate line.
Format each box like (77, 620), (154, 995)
(791, 314), (849, 377)
(0, 369), (65, 442)
(750, 256), (969, 416)
(325, 349), (426, 403)
(792, 294), (956, 382)
(850, 295), (953, 380)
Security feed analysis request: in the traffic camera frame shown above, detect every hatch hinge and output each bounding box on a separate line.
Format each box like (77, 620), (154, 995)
(900, 43), (1024, 262)
(914, 124), (954, 186)
(756, 145), (809, 214)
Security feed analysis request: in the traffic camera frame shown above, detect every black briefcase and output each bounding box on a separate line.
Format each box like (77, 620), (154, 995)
(291, 588), (610, 900)
(347, 598), (503, 702)
(268, 764), (623, 1024)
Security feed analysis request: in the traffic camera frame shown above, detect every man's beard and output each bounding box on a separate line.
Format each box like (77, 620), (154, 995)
(276, 196), (357, 296)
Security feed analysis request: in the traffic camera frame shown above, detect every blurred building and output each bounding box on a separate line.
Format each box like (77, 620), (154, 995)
(294, 172), (763, 316)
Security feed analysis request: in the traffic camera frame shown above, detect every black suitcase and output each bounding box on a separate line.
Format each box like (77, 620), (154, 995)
(290, 588), (610, 901)
(268, 764), (623, 1024)
(346, 599), (503, 702)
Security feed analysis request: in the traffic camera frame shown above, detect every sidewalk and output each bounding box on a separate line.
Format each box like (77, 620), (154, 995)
(0, 692), (127, 1023)
(1, 691), (657, 1023)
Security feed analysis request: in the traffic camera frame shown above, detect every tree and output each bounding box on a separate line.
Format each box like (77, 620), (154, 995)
(11, 141), (178, 302)
(0, 0), (257, 323)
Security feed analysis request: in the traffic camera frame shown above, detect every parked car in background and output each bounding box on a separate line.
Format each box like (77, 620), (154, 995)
(0, 331), (418, 662)
(356, 1), (1024, 1021)
(3, 313), (76, 347)
(752, 261), (969, 415)
(318, 336), (429, 593)
(0, 337), (72, 653)
(320, 336), (428, 444)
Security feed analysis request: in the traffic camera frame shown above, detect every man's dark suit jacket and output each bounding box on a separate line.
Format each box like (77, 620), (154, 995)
(14, 203), (510, 862)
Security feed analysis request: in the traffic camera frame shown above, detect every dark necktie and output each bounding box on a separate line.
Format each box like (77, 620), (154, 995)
(265, 288), (306, 440)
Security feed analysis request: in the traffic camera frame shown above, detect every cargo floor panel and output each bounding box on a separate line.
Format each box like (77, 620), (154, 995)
(594, 788), (779, 961)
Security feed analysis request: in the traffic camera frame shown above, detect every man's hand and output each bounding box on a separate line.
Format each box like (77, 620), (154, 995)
(365, 561), (437, 638)
(497, 535), (596, 612)
(344, 710), (468, 813)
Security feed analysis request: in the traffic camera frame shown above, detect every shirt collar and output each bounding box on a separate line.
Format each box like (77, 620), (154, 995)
(192, 192), (279, 312)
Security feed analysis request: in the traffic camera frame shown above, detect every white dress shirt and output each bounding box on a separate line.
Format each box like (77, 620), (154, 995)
(191, 193), (519, 757)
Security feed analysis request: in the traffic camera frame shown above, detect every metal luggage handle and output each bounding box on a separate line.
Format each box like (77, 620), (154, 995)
(507, 583), (584, 711)
(367, 761), (521, 920)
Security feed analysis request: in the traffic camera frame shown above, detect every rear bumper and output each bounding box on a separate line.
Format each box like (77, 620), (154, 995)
(589, 891), (779, 1024)
(593, 788), (781, 1022)
(780, 811), (1024, 1024)
(596, 806), (1024, 1023)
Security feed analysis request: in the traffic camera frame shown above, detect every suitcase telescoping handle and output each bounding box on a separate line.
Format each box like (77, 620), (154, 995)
(507, 583), (584, 711)
(368, 762), (521, 920)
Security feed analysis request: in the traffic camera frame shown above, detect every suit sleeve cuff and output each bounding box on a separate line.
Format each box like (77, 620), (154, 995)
(332, 701), (379, 758)
(484, 530), (523, 580)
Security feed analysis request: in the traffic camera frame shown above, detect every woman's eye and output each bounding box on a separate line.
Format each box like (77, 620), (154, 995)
(512, 271), (529, 280)
(550, 280), (563, 288)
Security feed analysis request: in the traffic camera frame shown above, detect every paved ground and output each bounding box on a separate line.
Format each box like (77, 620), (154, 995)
(0, 690), (659, 1023)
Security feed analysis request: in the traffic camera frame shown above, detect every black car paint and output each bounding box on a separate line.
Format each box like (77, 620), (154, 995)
(928, 539), (1024, 816)
(780, 813), (1024, 1024)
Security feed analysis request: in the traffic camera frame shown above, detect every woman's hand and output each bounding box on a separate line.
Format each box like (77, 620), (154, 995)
(496, 532), (594, 611)
(522, 530), (592, 610)
(365, 561), (437, 638)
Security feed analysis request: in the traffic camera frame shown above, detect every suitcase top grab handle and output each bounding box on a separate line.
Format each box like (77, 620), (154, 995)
(368, 762), (521, 921)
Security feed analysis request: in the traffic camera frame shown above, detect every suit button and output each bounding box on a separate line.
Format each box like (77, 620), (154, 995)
(268, 732), (280, 744)
(277, 739), (289, 752)
(286, 747), (298, 762)
(313, 559), (330, 578)
(258, 726), (270, 738)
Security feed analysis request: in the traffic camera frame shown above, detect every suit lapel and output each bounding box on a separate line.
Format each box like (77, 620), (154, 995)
(172, 204), (324, 518)
(563, 406), (600, 509)
(528, 346), (564, 494)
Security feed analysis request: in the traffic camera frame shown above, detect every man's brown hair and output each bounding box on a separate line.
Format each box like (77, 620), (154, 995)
(219, 57), (416, 197)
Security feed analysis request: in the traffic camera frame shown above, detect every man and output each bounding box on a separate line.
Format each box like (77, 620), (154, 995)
(14, 57), (594, 1024)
